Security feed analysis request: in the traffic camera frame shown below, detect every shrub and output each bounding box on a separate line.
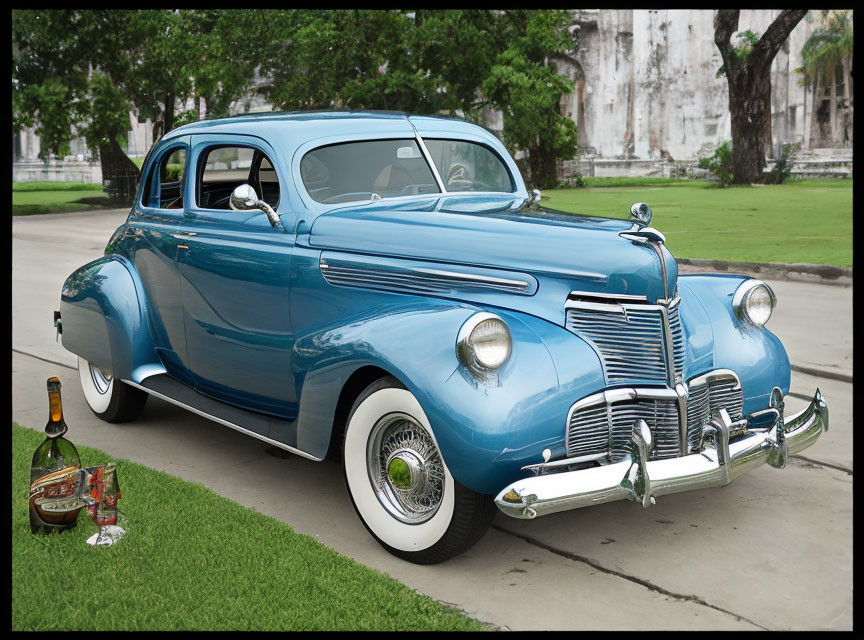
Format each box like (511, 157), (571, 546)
(558, 173), (585, 188)
(764, 142), (800, 185)
(698, 141), (734, 187)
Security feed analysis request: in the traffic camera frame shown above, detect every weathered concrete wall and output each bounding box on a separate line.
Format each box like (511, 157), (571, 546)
(565, 9), (851, 163)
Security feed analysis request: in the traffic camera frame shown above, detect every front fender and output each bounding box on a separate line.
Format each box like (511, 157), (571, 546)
(679, 274), (790, 413)
(291, 296), (605, 495)
(60, 254), (165, 383)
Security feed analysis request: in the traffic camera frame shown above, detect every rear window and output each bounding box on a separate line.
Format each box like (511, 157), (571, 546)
(423, 139), (514, 193)
(300, 140), (440, 204)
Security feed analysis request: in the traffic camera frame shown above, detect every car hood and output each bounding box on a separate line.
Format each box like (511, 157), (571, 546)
(304, 195), (677, 303)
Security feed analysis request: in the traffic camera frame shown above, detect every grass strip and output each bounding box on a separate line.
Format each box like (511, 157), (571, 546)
(13, 189), (113, 216)
(543, 180), (852, 266)
(13, 181), (105, 192)
(11, 423), (490, 631)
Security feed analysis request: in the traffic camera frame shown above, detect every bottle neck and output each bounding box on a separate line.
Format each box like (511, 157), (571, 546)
(46, 383), (67, 439)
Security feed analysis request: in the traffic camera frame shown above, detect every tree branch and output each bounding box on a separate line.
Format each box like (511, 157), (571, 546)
(714, 9), (741, 76)
(750, 9), (808, 72)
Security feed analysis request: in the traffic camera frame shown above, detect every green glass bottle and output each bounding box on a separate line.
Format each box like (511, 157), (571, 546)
(29, 377), (83, 534)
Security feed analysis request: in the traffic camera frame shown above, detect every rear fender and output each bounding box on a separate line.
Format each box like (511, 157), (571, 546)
(60, 255), (164, 383)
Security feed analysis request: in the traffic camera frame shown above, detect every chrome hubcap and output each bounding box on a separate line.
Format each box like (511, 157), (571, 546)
(367, 412), (445, 524)
(89, 363), (113, 395)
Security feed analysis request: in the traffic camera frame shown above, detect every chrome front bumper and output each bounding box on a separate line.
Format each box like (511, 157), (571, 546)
(494, 390), (828, 519)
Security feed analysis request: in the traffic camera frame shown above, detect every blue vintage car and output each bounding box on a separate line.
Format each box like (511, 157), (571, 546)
(57, 111), (828, 564)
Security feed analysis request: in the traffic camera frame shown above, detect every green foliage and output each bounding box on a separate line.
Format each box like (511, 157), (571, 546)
(698, 141), (734, 187)
(798, 10), (853, 80)
(764, 142), (800, 185)
(81, 73), (133, 152)
(173, 109), (200, 129)
(558, 174), (585, 189)
(716, 30), (759, 78)
(481, 10), (580, 189)
(164, 164), (185, 182)
(11, 424), (490, 630)
(13, 9), (582, 191)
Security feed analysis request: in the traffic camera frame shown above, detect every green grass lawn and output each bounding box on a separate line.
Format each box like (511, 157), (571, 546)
(544, 179), (852, 266)
(13, 181), (111, 216)
(12, 423), (490, 631)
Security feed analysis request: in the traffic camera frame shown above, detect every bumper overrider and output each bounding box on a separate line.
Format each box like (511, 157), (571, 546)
(495, 390), (828, 519)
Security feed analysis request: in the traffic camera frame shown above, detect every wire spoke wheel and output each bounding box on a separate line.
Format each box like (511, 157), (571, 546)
(367, 412), (446, 524)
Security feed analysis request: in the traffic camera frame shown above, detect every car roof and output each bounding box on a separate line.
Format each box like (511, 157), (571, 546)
(163, 110), (481, 139)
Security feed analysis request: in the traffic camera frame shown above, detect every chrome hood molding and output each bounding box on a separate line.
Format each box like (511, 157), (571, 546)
(306, 200), (678, 304)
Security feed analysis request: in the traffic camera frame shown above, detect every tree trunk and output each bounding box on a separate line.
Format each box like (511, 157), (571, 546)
(164, 92), (175, 134)
(728, 69), (773, 184)
(713, 10), (807, 184)
(99, 138), (141, 206)
(528, 144), (559, 190)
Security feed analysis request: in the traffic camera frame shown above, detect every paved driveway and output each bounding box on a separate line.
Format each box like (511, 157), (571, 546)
(12, 209), (853, 630)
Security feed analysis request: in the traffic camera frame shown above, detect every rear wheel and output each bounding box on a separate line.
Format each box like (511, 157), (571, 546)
(77, 357), (148, 423)
(343, 376), (496, 564)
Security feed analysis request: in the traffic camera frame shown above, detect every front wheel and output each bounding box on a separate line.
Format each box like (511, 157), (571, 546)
(77, 357), (148, 423)
(343, 377), (496, 564)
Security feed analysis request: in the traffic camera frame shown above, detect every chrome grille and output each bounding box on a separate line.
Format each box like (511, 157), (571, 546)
(565, 306), (668, 385)
(567, 395), (681, 461)
(565, 371), (744, 464)
(685, 373), (744, 452)
(667, 303), (686, 382)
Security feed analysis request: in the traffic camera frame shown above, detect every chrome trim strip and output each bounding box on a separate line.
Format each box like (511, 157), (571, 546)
(521, 451), (608, 472)
(658, 304), (676, 387)
(412, 129), (447, 193)
(566, 290), (649, 303)
(497, 389), (828, 519)
(687, 368), (741, 390)
(121, 379), (323, 462)
(413, 267), (529, 289)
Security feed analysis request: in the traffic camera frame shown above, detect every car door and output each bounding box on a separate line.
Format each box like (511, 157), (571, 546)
(125, 136), (196, 387)
(176, 134), (298, 428)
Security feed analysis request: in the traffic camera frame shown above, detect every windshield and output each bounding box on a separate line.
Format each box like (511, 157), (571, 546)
(424, 139), (514, 193)
(301, 139), (440, 204)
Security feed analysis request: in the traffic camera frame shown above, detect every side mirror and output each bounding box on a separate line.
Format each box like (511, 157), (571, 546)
(230, 184), (281, 228)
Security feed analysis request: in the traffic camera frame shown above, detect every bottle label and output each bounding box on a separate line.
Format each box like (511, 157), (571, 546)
(29, 466), (86, 528)
(28, 464), (123, 532)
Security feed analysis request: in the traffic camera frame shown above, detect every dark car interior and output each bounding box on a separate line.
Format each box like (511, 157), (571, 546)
(196, 146), (281, 211)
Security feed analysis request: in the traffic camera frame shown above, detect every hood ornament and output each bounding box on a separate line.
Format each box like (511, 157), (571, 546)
(630, 202), (653, 227)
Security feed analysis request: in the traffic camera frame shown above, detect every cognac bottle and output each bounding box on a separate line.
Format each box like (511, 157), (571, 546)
(29, 377), (83, 534)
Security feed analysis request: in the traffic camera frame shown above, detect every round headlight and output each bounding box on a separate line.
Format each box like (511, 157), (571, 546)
(456, 313), (511, 373)
(733, 280), (776, 327)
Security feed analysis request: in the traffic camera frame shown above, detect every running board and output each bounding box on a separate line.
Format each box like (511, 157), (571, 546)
(122, 375), (321, 462)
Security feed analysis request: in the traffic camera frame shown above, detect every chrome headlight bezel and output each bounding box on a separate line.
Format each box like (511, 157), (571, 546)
(732, 279), (776, 327)
(456, 312), (512, 375)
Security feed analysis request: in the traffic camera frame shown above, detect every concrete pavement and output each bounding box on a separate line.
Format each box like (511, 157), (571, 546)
(12, 208), (853, 630)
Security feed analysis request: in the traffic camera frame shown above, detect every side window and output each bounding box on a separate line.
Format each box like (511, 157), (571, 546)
(197, 146), (280, 210)
(423, 139), (514, 193)
(144, 146), (187, 209)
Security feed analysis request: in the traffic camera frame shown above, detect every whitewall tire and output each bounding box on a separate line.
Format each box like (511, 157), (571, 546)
(77, 357), (148, 423)
(343, 376), (496, 564)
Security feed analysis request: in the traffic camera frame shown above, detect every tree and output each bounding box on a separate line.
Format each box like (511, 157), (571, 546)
(13, 10), (262, 203)
(482, 10), (580, 189)
(713, 9), (807, 184)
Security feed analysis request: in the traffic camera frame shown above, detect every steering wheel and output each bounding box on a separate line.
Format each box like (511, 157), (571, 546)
(445, 164), (494, 192)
